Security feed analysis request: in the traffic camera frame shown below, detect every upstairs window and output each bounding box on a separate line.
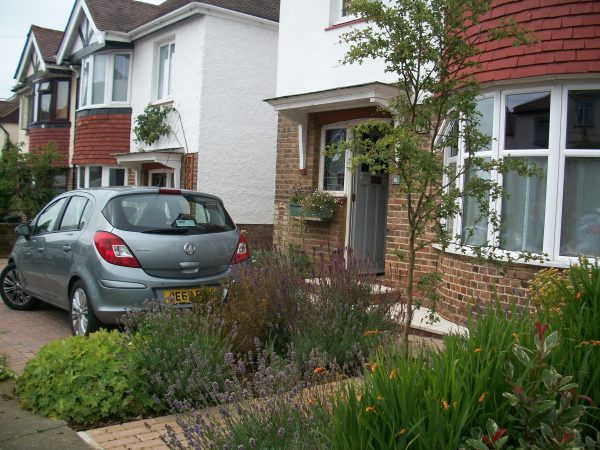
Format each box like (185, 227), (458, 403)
(79, 53), (131, 108)
(33, 79), (70, 123)
(156, 42), (175, 100)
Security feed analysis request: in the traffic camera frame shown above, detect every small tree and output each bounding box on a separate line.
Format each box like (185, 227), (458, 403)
(0, 142), (64, 220)
(335, 0), (539, 352)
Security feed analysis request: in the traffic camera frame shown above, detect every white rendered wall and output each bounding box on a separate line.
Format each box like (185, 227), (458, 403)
(276, 0), (394, 97)
(196, 14), (278, 225)
(129, 16), (206, 155)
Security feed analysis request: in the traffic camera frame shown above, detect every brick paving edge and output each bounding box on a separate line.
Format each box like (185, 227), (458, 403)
(78, 431), (105, 449)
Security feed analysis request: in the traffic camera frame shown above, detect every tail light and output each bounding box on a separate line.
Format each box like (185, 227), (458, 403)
(94, 231), (141, 268)
(230, 234), (250, 265)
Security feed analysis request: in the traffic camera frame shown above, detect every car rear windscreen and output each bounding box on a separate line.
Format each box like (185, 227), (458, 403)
(103, 193), (235, 234)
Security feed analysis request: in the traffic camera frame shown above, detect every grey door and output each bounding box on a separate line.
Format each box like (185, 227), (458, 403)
(350, 165), (389, 274)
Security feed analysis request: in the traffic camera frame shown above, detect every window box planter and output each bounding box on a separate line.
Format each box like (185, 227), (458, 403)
(289, 203), (334, 221)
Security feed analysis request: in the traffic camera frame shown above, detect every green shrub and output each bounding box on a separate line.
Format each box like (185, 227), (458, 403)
(0, 354), (15, 381)
(122, 302), (233, 411)
(17, 330), (152, 427)
(329, 305), (534, 449)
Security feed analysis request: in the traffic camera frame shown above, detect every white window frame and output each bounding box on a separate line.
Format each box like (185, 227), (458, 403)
(78, 52), (133, 109)
(319, 122), (353, 197)
(148, 169), (175, 188)
(154, 40), (175, 102)
(444, 82), (600, 267)
(77, 165), (128, 188)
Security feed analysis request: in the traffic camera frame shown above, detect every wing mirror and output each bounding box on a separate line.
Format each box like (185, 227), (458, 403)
(15, 224), (32, 239)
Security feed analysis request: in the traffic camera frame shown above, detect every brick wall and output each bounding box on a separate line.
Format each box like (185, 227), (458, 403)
(73, 112), (131, 165)
(238, 224), (274, 251)
(467, 0), (600, 83)
(28, 127), (70, 166)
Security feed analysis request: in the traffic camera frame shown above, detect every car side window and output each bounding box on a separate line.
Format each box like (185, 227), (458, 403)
(33, 198), (68, 235)
(59, 196), (90, 231)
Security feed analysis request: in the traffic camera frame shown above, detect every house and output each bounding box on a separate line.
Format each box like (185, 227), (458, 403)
(268, 0), (600, 321)
(0, 97), (20, 150)
(12, 0), (279, 247)
(12, 25), (73, 193)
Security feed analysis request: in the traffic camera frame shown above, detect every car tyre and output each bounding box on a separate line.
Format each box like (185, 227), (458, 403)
(70, 280), (101, 336)
(0, 263), (39, 310)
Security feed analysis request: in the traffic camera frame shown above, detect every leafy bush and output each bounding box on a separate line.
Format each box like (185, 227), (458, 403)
(122, 302), (233, 411)
(17, 330), (152, 427)
(532, 258), (600, 429)
(330, 305), (534, 449)
(0, 354), (15, 381)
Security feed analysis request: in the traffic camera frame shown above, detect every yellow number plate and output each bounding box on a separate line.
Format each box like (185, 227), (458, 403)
(164, 287), (218, 304)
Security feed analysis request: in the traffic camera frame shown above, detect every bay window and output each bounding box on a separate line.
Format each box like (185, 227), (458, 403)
(445, 83), (600, 263)
(33, 79), (70, 123)
(79, 53), (131, 108)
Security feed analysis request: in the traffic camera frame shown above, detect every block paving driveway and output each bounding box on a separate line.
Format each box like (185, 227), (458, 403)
(0, 259), (71, 374)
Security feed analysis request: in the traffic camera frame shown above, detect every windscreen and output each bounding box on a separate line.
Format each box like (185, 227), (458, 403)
(103, 193), (235, 234)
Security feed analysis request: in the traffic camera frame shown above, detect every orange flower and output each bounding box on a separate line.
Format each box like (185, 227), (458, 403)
(364, 330), (380, 337)
(377, 395), (385, 401)
(479, 391), (487, 403)
(389, 368), (398, 380)
(396, 429), (407, 437)
(357, 394), (363, 402)
(474, 348), (483, 353)
(371, 362), (379, 373)
(313, 367), (327, 375)
(365, 405), (376, 413)
(576, 292), (583, 300)
(441, 400), (449, 410)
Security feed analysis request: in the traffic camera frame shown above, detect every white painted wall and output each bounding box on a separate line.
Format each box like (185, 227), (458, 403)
(276, 0), (394, 97)
(129, 13), (278, 225)
(197, 15), (278, 225)
(130, 16), (206, 156)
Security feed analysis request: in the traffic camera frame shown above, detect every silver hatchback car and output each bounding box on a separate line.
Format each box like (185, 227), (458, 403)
(0, 187), (250, 336)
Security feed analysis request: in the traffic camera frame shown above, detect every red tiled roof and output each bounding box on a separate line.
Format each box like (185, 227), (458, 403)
(30, 25), (64, 63)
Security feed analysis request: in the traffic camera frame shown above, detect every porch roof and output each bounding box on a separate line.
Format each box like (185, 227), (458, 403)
(114, 149), (184, 170)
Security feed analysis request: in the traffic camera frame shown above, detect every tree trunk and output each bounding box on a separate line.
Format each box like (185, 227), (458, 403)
(402, 241), (416, 359)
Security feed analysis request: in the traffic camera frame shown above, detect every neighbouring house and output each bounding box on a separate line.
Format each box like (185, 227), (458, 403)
(12, 25), (74, 193)
(268, 0), (600, 321)
(11, 0), (279, 248)
(0, 97), (19, 150)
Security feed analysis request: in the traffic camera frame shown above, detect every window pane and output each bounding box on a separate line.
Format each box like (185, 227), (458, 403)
(560, 158), (600, 258)
(92, 54), (107, 105)
(89, 166), (102, 187)
(38, 93), (51, 121)
(461, 161), (489, 246)
(60, 197), (89, 231)
(323, 128), (347, 191)
(34, 198), (67, 235)
(505, 92), (550, 150)
(500, 157), (547, 253)
(157, 45), (169, 99)
(55, 80), (69, 120)
(81, 60), (89, 107)
(474, 97), (494, 152)
(53, 170), (68, 194)
(78, 166), (85, 188)
(168, 44), (175, 96)
(112, 54), (130, 102)
(341, 0), (351, 16)
(109, 168), (125, 186)
(448, 121), (459, 157)
(566, 90), (600, 149)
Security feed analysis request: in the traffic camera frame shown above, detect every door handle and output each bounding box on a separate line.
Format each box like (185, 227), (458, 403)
(62, 245), (72, 252)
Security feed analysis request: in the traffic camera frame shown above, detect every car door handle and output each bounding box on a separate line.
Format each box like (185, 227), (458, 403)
(62, 245), (72, 252)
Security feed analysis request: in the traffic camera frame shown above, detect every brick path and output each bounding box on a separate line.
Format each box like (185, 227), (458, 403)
(0, 259), (72, 374)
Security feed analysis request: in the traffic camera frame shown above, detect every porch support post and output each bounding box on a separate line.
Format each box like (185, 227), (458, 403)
(298, 119), (308, 174)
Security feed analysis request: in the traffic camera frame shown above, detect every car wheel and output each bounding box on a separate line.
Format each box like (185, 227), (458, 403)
(70, 280), (101, 336)
(0, 263), (39, 310)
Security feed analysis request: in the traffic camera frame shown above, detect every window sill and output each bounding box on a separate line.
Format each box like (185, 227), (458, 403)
(433, 243), (582, 269)
(324, 17), (366, 31)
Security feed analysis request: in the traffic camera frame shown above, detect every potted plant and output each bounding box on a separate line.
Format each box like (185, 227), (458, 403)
(289, 189), (339, 221)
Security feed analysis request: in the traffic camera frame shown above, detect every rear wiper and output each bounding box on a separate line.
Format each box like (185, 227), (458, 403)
(141, 228), (190, 234)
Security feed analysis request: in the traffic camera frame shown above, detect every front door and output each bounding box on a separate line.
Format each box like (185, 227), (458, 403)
(350, 165), (389, 274)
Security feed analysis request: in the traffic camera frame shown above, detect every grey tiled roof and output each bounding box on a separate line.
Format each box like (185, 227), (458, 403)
(30, 25), (64, 63)
(85, 0), (279, 33)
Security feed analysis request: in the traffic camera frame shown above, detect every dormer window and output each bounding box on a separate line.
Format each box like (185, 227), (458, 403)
(79, 52), (132, 108)
(33, 79), (70, 123)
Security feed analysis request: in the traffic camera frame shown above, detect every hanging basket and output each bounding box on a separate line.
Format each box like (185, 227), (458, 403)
(289, 203), (334, 221)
